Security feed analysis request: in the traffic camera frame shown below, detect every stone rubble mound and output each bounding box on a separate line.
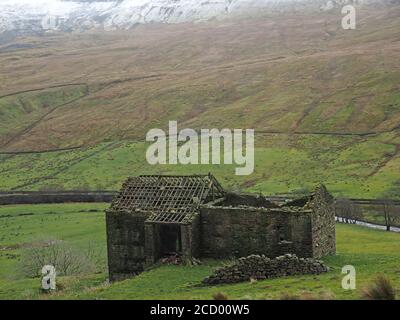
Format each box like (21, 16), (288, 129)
(202, 254), (329, 285)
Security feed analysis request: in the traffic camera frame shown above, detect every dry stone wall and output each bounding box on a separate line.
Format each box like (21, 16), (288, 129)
(0, 191), (115, 205)
(202, 254), (329, 285)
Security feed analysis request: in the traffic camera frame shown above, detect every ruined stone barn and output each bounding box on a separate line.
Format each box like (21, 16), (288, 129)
(106, 174), (336, 281)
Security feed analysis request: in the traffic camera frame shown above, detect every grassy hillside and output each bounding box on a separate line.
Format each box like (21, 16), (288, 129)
(0, 134), (399, 198)
(0, 84), (88, 148)
(0, 203), (399, 300)
(0, 6), (399, 197)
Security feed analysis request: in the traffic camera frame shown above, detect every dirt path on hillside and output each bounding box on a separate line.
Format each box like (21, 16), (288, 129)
(367, 144), (400, 177)
(9, 141), (120, 190)
(0, 83), (87, 100)
(0, 88), (89, 150)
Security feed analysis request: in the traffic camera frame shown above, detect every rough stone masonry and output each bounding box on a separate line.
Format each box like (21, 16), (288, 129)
(106, 174), (336, 281)
(202, 254), (329, 285)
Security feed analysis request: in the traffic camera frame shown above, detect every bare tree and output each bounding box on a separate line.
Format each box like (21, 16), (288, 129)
(335, 198), (363, 224)
(19, 241), (105, 278)
(380, 199), (400, 231)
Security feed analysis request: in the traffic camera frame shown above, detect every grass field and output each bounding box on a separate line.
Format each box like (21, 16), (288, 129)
(0, 203), (399, 300)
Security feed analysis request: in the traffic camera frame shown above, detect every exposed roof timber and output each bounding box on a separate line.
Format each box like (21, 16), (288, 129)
(111, 174), (225, 224)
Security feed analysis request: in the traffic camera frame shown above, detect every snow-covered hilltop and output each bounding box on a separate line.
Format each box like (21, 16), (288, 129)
(0, 0), (392, 35)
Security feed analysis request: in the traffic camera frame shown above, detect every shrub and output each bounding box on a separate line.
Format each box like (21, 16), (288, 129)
(212, 292), (229, 300)
(19, 240), (106, 278)
(361, 275), (396, 300)
(280, 293), (300, 300)
(280, 290), (335, 300)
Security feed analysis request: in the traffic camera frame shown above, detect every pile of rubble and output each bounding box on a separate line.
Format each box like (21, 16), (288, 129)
(159, 253), (182, 265)
(159, 253), (202, 266)
(202, 254), (329, 285)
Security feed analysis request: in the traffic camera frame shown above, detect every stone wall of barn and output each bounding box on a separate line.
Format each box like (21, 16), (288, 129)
(309, 185), (336, 258)
(181, 214), (201, 260)
(106, 210), (150, 281)
(105, 184), (336, 281)
(144, 223), (160, 266)
(199, 206), (314, 259)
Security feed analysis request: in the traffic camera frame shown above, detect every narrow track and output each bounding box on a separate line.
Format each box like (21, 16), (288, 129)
(0, 88), (89, 150)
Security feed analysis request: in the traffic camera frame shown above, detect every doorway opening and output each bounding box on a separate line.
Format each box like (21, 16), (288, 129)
(159, 224), (182, 255)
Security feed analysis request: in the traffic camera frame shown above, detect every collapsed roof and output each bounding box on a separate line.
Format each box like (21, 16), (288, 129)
(110, 174), (225, 224)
